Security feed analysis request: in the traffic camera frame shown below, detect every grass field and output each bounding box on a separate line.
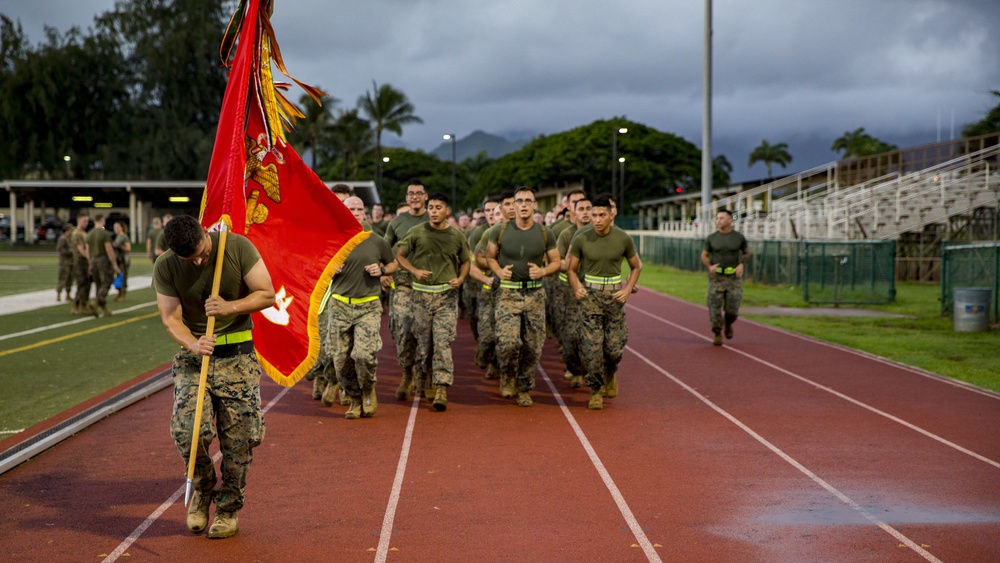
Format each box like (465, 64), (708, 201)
(1, 253), (997, 437)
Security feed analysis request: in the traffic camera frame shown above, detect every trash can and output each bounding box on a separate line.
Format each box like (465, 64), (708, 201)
(953, 287), (991, 332)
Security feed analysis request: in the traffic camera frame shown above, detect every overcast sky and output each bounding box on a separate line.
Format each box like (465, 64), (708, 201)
(4, 0), (999, 181)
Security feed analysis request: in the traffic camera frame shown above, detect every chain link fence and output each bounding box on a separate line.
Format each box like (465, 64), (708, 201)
(941, 242), (1000, 322)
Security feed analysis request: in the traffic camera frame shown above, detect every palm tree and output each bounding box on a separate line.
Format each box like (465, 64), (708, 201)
(357, 81), (423, 190)
(287, 92), (339, 170)
(329, 108), (373, 180)
(713, 154), (733, 187)
(748, 139), (792, 178)
(831, 127), (897, 158)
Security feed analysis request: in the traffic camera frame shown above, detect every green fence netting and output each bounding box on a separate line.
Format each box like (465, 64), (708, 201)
(941, 242), (1000, 321)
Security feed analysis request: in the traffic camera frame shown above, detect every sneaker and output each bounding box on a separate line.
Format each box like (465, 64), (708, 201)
(516, 392), (533, 407)
(588, 390), (604, 410)
(724, 324), (734, 339)
(712, 333), (723, 346)
(433, 385), (448, 411)
(186, 490), (212, 534)
(344, 399), (362, 419)
(604, 375), (618, 399)
(207, 511), (239, 539)
(361, 388), (378, 417)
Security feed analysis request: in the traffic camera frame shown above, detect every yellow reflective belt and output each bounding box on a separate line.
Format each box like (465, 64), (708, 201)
(413, 282), (452, 293)
(216, 329), (252, 345)
(716, 266), (737, 275)
(558, 272), (569, 283)
(584, 274), (622, 285)
(331, 294), (380, 305)
(499, 280), (542, 290)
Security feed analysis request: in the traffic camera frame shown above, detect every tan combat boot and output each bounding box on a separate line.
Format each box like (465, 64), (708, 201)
(603, 375), (618, 399)
(516, 391), (533, 407)
(395, 367), (413, 400)
(322, 381), (341, 407)
(312, 377), (325, 400)
(432, 385), (448, 411)
(361, 387), (378, 417)
(186, 489), (213, 534)
(588, 389), (604, 410)
(207, 511), (239, 539)
(344, 398), (362, 419)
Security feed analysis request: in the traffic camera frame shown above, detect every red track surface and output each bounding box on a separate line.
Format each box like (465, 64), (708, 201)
(1, 288), (998, 562)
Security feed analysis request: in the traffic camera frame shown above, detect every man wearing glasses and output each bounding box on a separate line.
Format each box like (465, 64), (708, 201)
(486, 186), (560, 407)
(383, 179), (431, 401)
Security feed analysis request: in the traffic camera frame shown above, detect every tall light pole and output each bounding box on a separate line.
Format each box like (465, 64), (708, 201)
(63, 155), (71, 178)
(443, 134), (457, 208)
(611, 127), (627, 202)
(618, 157), (626, 216)
(701, 0), (713, 236)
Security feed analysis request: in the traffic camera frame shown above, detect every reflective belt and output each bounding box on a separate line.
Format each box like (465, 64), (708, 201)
(558, 272), (569, 283)
(330, 293), (380, 305)
(716, 266), (738, 275)
(215, 329), (252, 345)
(584, 274), (622, 285)
(483, 283), (493, 291)
(499, 280), (542, 290)
(413, 282), (452, 293)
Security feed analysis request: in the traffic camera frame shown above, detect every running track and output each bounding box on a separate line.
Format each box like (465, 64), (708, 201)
(1, 287), (998, 562)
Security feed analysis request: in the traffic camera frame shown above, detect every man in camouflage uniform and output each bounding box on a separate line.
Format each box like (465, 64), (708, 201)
(112, 221), (131, 302)
(319, 197), (397, 419)
(70, 214), (92, 315)
(701, 209), (749, 346)
(465, 195), (500, 363)
(146, 216), (162, 263)
(549, 189), (587, 380)
(568, 195), (643, 410)
(395, 192), (471, 411)
(470, 192), (515, 382)
(556, 195), (592, 388)
(153, 215), (275, 539)
(85, 214), (121, 317)
(487, 186), (560, 407)
(55, 224), (75, 302)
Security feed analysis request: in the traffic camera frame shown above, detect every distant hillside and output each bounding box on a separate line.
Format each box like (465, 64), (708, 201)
(431, 130), (527, 161)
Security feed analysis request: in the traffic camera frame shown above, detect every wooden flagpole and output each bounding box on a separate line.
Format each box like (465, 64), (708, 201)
(184, 228), (229, 507)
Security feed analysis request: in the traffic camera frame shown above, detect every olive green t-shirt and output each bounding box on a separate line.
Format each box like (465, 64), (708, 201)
(488, 221), (555, 282)
(328, 231), (394, 298)
(467, 222), (488, 251)
(371, 219), (389, 237)
(87, 226), (112, 260)
(550, 218), (571, 240)
(147, 227), (162, 247)
(557, 223), (580, 258)
(384, 211), (430, 285)
(154, 229), (170, 254)
(703, 230), (748, 269)
(152, 232), (261, 336)
(396, 223), (470, 285)
(70, 229), (88, 259)
(569, 226), (636, 278)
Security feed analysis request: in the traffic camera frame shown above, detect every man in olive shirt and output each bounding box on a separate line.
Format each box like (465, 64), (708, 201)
(464, 195), (501, 347)
(471, 191), (515, 383)
(568, 195), (642, 410)
(153, 215), (275, 539)
(370, 203), (389, 237)
(383, 179), (431, 401)
(320, 197), (397, 418)
(556, 195), (592, 388)
(70, 214), (92, 315)
(701, 209), (750, 346)
(487, 186), (561, 407)
(86, 214), (121, 317)
(396, 192), (470, 411)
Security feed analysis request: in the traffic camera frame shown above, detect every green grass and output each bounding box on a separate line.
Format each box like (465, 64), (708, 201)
(0, 251), (155, 296)
(639, 264), (1000, 394)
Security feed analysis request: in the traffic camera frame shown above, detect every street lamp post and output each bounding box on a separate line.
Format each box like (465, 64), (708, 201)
(443, 134), (457, 208)
(618, 157), (626, 214)
(63, 155), (71, 178)
(611, 127), (627, 202)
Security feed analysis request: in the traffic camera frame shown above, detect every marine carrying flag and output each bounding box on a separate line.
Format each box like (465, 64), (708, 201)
(201, 0), (365, 386)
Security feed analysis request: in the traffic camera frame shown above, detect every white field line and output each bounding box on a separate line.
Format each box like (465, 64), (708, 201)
(637, 290), (1000, 401)
(0, 275), (153, 317)
(538, 365), (662, 562)
(0, 301), (157, 342)
(628, 347), (942, 563)
(629, 305), (1000, 470)
(375, 395), (421, 563)
(102, 385), (292, 563)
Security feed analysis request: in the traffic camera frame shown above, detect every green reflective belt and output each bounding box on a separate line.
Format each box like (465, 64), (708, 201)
(584, 274), (622, 285)
(483, 283), (493, 291)
(331, 293), (380, 305)
(413, 282), (452, 293)
(499, 280), (542, 290)
(216, 329), (252, 345)
(558, 272), (569, 283)
(716, 266), (737, 275)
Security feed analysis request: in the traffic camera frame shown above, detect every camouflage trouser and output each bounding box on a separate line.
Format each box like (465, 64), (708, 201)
(308, 299), (336, 384)
(579, 290), (628, 390)
(460, 278), (478, 330)
(170, 348), (265, 513)
(495, 288), (546, 392)
(412, 289), (458, 387)
(390, 286), (419, 371)
(707, 274), (743, 332)
(325, 298), (382, 398)
(91, 255), (115, 307)
(475, 284), (497, 370)
(560, 285), (586, 378)
(116, 254), (130, 290)
(57, 258), (73, 293)
(72, 256), (92, 308)
(543, 276), (557, 338)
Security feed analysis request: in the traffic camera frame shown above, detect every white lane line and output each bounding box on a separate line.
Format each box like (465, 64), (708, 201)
(628, 347), (943, 563)
(375, 395), (421, 563)
(630, 306), (1000, 470)
(0, 429), (24, 435)
(102, 384), (292, 563)
(635, 290), (1000, 401)
(0, 301), (157, 342)
(538, 365), (662, 563)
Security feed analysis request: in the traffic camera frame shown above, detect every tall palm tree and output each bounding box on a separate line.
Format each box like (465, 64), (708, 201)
(357, 81), (422, 190)
(748, 139), (793, 178)
(329, 108), (373, 180)
(287, 92), (339, 170)
(831, 127), (897, 158)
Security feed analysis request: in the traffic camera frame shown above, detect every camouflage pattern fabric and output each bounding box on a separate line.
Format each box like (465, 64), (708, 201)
(307, 299), (335, 385)
(326, 299), (382, 398)
(170, 348), (264, 513)
(495, 288), (546, 392)
(72, 255), (92, 309)
(559, 285), (586, 378)
(91, 255), (116, 307)
(57, 256), (74, 294)
(411, 290), (458, 387)
(475, 284), (497, 370)
(707, 274), (743, 332)
(579, 290), (628, 390)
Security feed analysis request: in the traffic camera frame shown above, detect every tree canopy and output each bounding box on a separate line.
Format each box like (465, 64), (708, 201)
(961, 89), (1000, 137)
(831, 127), (898, 158)
(747, 139), (793, 178)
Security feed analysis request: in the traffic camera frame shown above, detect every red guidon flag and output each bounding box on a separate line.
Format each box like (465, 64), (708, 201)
(200, 0), (365, 386)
